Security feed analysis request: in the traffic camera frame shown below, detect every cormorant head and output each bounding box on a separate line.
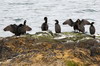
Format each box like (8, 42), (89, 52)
(91, 22), (94, 24)
(24, 20), (26, 25)
(55, 20), (59, 24)
(44, 17), (47, 20)
(90, 22), (95, 26)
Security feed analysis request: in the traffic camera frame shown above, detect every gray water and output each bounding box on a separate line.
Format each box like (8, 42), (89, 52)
(0, 0), (100, 37)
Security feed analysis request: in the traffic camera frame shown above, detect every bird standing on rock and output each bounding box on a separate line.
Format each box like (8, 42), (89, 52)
(55, 20), (61, 33)
(4, 20), (32, 36)
(78, 19), (91, 33)
(63, 19), (80, 32)
(74, 19), (81, 32)
(41, 17), (48, 31)
(89, 22), (95, 35)
(17, 20), (32, 35)
(63, 19), (91, 33)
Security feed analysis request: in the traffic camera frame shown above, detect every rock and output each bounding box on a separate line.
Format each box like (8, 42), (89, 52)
(0, 32), (100, 66)
(90, 46), (100, 56)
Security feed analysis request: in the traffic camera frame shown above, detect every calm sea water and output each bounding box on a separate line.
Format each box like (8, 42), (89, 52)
(0, 0), (100, 37)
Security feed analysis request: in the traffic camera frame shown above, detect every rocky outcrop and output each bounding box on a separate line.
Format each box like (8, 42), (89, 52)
(0, 32), (100, 66)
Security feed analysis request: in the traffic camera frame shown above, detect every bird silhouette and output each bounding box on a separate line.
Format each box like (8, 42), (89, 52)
(41, 17), (48, 31)
(89, 22), (95, 35)
(4, 20), (32, 36)
(55, 20), (61, 33)
(63, 19), (91, 33)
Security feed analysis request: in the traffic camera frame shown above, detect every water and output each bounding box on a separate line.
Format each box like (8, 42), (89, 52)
(0, 0), (100, 37)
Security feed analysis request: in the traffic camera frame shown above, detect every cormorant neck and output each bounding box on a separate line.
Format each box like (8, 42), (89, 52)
(24, 20), (26, 25)
(45, 19), (47, 23)
(56, 22), (59, 24)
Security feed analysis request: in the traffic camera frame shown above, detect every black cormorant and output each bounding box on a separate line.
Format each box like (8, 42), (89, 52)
(55, 20), (61, 33)
(63, 19), (91, 33)
(4, 20), (32, 36)
(89, 22), (95, 35)
(63, 19), (80, 32)
(41, 17), (48, 31)
(18, 20), (32, 35)
(78, 19), (91, 33)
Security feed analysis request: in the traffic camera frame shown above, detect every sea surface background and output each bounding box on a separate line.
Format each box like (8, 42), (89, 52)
(0, 0), (100, 37)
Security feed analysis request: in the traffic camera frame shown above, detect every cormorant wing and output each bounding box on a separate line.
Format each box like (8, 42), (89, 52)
(63, 19), (74, 27)
(81, 19), (91, 25)
(4, 24), (18, 34)
(25, 25), (32, 31)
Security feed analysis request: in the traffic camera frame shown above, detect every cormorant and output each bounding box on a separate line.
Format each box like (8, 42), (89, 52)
(74, 19), (81, 32)
(18, 20), (32, 35)
(63, 19), (91, 33)
(89, 22), (95, 35)
(63, 19), (80, 32)
(78, 19), (91, 33)
(4, 20), (32, 36)
(55, 20), (61, 33)
(41, 17), (48, 31)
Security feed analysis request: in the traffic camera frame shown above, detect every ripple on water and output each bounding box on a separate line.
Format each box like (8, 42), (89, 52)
(75, 11), (84, 13)
(75, 9), (98, 13)
(13, 18), (23, 22)
(0, 0), (100, 37)
(82, 9), (97, 12)
(9, 3), (34, 5)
